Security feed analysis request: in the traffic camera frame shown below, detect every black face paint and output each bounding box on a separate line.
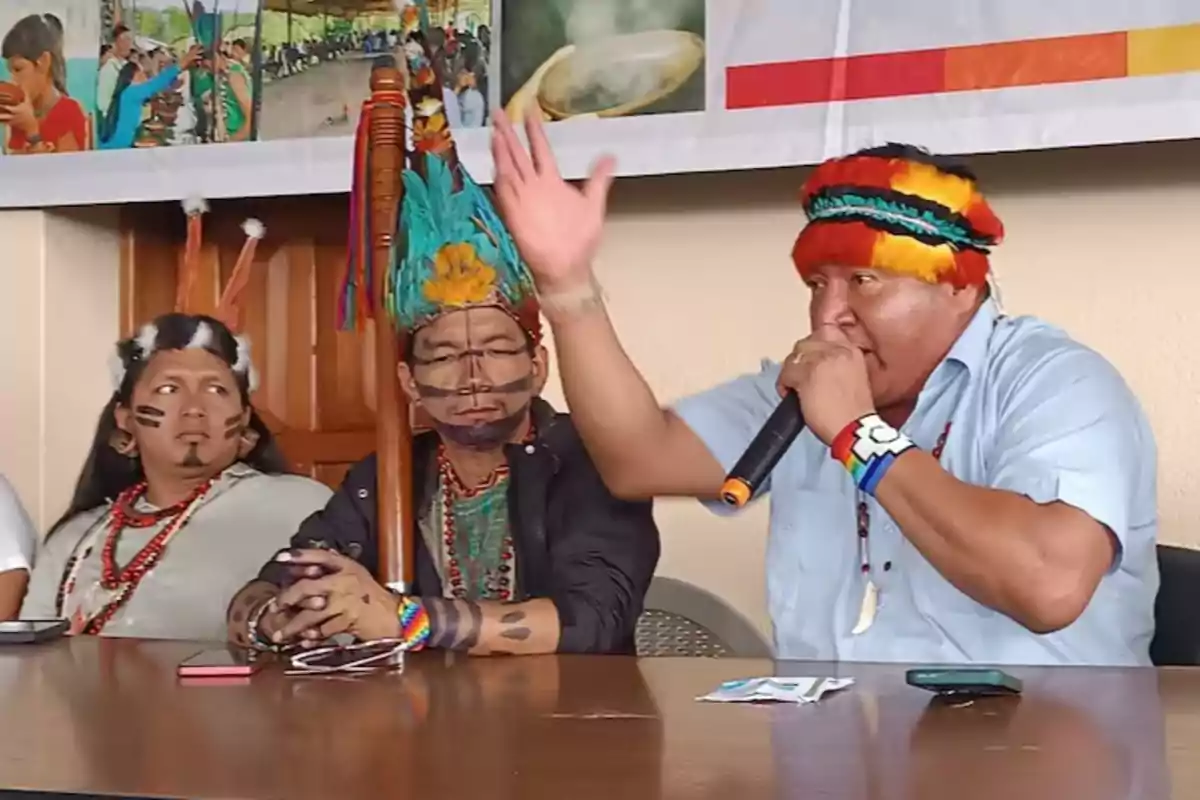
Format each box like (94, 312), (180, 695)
(223, 413), (244, 440)
(411, 340), (530, 370)
(413, 374), (534, 399)
(180, 443), (205, 468)
(133, 404), (165, 427)
(432, 404), (530, 451)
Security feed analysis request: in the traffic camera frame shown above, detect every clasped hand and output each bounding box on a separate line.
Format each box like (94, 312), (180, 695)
(0, 95), (37, 137)
(262, 549), (401, 646)
(777, 324), (876, 444)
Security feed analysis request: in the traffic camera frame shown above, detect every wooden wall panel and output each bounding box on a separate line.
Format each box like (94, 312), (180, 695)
(119, 204), (182, 337)
(119, 196), (377, 489)
(314, 235), (374, 432)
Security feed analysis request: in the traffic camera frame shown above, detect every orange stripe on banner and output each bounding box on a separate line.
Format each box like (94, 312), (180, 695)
(944, 32), (1128, 92)
(1128, 23), (1200, 76)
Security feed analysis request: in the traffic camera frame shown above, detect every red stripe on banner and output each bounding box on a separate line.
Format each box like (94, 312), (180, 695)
(726, 58), (839, 108)
(726, 48), (946, 109)
(843, 49), (947, 101)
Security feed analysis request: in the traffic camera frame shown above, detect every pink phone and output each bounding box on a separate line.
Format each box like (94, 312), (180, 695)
(177, 647), (264, 678)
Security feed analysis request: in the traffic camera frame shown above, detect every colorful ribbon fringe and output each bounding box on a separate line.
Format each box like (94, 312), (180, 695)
(338, 89), (407, 332)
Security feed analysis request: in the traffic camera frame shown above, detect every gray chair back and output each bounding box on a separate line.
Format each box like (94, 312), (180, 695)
(636, 576), (773, 658)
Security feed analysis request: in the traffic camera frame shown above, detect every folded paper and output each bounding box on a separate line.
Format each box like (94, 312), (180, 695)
(697, 676), (854, 704)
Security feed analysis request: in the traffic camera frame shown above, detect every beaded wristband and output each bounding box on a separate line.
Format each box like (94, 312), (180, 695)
(830, 413), (916, 496)
(396, 595), (432, 651)
(246, 598), (281, 652)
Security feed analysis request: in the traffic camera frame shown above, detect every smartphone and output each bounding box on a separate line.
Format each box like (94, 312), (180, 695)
(177, 648), (264, 678)
(906, 667), (1023, 697)
(0, 619), (69, 644)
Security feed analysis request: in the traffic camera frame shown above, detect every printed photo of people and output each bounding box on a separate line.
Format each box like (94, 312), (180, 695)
(0, 1), (102, 155)
(499, 0), (706, 125)
(100, 0), (262, 148)
(257, 0), (492, 140)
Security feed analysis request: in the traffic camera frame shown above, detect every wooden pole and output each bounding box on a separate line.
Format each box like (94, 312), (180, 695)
(366, 62), (414, 593)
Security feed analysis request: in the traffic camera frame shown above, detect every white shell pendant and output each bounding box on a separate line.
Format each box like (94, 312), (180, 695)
(851, 580), (879, 636)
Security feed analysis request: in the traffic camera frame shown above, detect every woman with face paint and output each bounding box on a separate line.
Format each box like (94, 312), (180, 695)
(226, 9), (660, 658)
(19, 314), (333, 640)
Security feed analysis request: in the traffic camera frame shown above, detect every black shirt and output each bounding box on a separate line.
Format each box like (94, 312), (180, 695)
(258, 400), (661, 654)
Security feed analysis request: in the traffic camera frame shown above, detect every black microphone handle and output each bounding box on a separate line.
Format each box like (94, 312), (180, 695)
(720, 393), (805, 506)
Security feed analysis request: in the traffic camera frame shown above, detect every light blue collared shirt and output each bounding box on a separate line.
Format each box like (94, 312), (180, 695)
(674, 300), (1158, 666)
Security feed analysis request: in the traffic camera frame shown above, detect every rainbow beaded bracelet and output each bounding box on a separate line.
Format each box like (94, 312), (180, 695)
(830, 413), (916, 496)
(396, 595), (432, 651)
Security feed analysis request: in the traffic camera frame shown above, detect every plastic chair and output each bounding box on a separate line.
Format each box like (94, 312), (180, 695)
(635, 576), (773, 658)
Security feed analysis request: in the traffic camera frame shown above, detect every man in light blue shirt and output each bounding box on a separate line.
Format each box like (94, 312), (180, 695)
(487, 112), (1158, 666)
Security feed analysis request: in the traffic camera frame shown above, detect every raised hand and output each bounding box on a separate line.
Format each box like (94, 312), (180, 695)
(490, 107), (615, 292)
(180, 44), (205, 70)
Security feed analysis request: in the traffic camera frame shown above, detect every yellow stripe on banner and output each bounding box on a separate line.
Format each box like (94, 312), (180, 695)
(1128, 23), (1200, 77)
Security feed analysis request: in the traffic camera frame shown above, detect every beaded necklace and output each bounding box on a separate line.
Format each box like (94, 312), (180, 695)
(851, 421), (952, 636)
(436, 446), (516, 601)
(55, 478), (214, 635)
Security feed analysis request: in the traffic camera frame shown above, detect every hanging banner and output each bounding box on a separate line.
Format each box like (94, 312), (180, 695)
(1, 0), (1199, 208)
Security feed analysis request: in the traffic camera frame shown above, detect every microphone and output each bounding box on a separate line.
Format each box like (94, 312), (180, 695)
(719, 393), (805, 508)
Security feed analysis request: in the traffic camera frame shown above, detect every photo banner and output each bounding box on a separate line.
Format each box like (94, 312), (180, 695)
(1, 0), (1199, 208)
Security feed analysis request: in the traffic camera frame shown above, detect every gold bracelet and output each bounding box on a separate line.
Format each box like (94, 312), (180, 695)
(538, 274), (605, 320)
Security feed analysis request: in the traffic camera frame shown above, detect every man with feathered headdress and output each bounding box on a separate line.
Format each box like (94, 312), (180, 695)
(226, 6), (659, 658)
(489, 112), (1158, 666)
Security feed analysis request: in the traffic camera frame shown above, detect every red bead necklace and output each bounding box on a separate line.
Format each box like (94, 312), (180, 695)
(437, 446), (515, 601)
(56, 478), (213, 635)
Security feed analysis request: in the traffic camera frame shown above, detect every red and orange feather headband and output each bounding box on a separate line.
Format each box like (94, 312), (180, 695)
(792, 151), (1004, 288)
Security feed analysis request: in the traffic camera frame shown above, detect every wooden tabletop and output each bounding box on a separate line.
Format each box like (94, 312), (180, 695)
(0, 638), (1190, 799)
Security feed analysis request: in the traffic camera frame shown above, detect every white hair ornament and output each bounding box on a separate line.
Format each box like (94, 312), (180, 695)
(233, 334), (260, 392)
(109, 322), (161, 391)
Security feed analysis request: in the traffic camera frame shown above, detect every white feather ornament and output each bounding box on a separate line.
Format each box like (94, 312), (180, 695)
(134, 323), (158, 359)
(187, 321), (213, 350)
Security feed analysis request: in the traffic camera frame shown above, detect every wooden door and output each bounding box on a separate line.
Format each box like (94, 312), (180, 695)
(119, 195), (376, 489)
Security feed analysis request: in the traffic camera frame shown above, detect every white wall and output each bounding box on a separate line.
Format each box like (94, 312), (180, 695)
(0, 207), (120, 528)
(3, 138), (1200, 635)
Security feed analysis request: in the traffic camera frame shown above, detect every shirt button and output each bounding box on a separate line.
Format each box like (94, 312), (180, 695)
(356, 488), (369, 499)
(524, 444), (535, 455)
(883, 561), (893, 572)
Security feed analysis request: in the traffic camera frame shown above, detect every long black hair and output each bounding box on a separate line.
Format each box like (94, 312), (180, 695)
(47, 314), (289, 538)
(99, 61), (139, 145)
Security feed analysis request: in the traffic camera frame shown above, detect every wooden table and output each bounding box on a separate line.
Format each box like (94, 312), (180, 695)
(0, 638), (1191, 799)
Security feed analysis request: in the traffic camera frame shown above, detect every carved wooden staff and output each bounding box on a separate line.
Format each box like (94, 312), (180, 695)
(365, 62), (415, 595)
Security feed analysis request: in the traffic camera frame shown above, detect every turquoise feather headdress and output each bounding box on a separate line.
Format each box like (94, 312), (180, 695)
(385, 3), (541, 339)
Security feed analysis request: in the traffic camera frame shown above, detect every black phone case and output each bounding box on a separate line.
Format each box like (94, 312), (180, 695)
(906, 668), (1023, 697)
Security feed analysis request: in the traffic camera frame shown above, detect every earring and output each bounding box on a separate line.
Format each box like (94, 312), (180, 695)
(238, 428), (260, 458)
(109, 429), (138, 458)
